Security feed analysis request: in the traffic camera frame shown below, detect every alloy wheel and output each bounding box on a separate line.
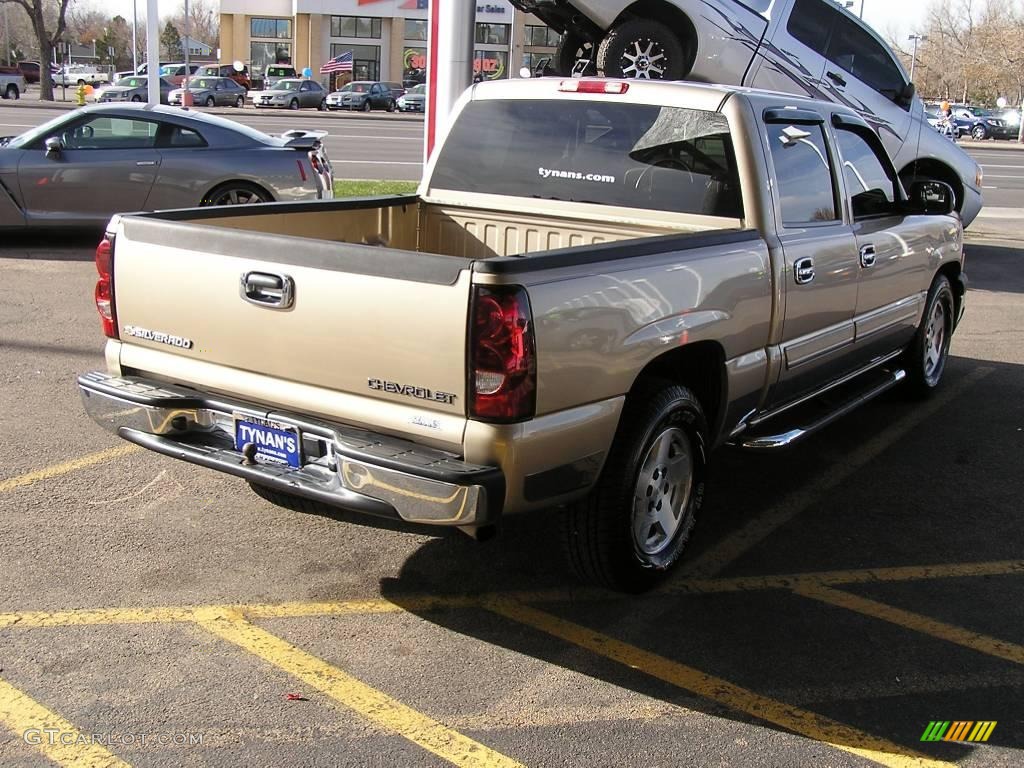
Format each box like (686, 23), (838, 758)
(632, 427), (694, 557)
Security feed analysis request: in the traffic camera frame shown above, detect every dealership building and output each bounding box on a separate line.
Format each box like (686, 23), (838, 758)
(219, 0), (564, 85)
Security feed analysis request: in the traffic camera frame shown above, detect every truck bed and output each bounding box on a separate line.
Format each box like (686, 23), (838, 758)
(145, 193), (741, 259)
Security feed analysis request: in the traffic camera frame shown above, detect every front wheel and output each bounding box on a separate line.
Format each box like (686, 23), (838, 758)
(205, 96), (215, 107)
(971, 124), (988, 141)
(903, 275), (955, 396)
(130, 94), (142, 102)
(564, 383), (707, 592)
(597, 18), (688, 80)
(361, 100), (372, 112)
(289, 98), (299, 110)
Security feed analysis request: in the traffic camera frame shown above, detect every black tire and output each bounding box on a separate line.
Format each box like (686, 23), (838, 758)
(564, 383), (707, 592)
(201, 181), (274, 207)
(77, 78), (86, 86)
(554, 31), (597, 76)
(971, 124), (988, 141)
(205, 96), (215, 107)
(130, 94), (142, 102)
(289, 97), (299, 110)
(903, 275), (955, 397)
(235, 95), (244, 108)
(387, 99), (396, 112)
(318, 98), (326, 111)
(597, 18), (688, 80)
(4, 84), (18, 100)
(361, 100), (372, 112)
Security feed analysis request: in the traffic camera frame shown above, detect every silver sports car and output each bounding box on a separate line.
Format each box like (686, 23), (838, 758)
(0, 103), (334, 229)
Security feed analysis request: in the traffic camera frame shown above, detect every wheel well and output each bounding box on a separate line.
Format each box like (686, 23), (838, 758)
(202, 180), (275, 205)
(621, 0), (699, 73)
(900, 160), (964, 213)
(630, 341), (726, 439)
(937, 260), (965, 319)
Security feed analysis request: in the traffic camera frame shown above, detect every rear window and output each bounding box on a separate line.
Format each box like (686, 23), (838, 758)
(429, 99), (744, 218)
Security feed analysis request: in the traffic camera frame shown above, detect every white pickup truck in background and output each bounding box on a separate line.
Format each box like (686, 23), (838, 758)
(53, 65), (110, 87)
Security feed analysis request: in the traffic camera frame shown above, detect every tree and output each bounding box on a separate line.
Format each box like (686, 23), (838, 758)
(159, 21), (180, 59)
(0, 0), (73, 101)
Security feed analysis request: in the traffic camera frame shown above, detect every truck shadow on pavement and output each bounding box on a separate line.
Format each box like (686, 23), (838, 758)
(965, 242), (1024, 294)
(0, 231), (102, 261)
(377, 356), (1024, 763)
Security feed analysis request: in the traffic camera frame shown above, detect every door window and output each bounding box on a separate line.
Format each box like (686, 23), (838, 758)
(164, 126), (207, 148)
(787, 0), (836, 50)
(826, 15), (906, 101)
(59, 117), (159, 150)
(835, 128), (897, 218)
(767, 122), (838, 225)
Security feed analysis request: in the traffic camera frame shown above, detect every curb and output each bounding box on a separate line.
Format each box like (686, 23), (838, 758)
(958, 139), (1024, 151)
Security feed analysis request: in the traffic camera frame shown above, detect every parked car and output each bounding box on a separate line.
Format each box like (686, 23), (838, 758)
(53, 65), (109, 87)
(325, 81), (397, 111)
(262, 64), (297, 90)
(17, 61), (40, 84)
(382, 81), (406, 100)
(0, 69), (25, 99)
(77, 78), (965, 591)
(97, 76), (175, 105)
(168, 77), (247, 108)
(196, 63), (252, 91)
(0, 103), (333, 229)
(510, 0), (983, 225)
(253, 78), (326, 110)
(950, 106), (1013, 140)
(159, 63), (200, 87)
(396, 83), (426, 112)
(114, 62), (171, 80)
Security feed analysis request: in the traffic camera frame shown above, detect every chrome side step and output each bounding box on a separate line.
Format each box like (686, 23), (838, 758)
(732, 368), (906, 451)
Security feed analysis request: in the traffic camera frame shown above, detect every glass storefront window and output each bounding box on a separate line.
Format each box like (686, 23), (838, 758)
(473, 50), (507, 81)
(475, 24), (509, 46)
(525, 25), (560, 48)
(330, 16), (383, 39)
(251, 18), (291, 40)
(331, 43), (380, 81)
(403, 47), (427, 86)
(404, 20), (427, 42)
(251, 42), (292, 69)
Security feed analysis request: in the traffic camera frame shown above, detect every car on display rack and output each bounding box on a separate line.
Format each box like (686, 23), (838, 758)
(325, 81), (398, 111)
(397, 83), (426, 112)
(97, 76), (176, 105)
(261, 64), (297, 90)
(510, 0), (983, 225)
(159, 63), (200, 87)
(0, 104), (333, 229)
(78, 78), (965, 592)
(253, 78), (326, 110)
(168, 77), (248, 108)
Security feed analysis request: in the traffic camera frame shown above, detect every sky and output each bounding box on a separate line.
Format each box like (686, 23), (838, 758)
(85, 0), (933, 44)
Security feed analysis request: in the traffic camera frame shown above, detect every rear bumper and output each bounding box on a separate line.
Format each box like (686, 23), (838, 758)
(78, 372), (504, 528)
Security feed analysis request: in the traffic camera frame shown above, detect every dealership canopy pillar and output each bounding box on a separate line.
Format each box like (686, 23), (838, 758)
(147, 0), (161, 105)
(426, 1), (476, 162)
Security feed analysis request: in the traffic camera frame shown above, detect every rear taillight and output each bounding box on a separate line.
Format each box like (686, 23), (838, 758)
(469, 285), (536, 422)
(94, 234), (118, 339)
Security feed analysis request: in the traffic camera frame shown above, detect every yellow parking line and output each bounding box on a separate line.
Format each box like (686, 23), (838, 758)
(192, 607), (525, 768)
(0, 675), (130, 768)
(794, 583), (1024, 666)
(682, 367), (993, 578)
(0, 445), (141, 495)
(0, 606), (197, 630)
(486, 598), (954, 768)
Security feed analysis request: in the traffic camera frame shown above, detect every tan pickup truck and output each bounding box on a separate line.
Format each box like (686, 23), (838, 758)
(79, 78), (966, 591)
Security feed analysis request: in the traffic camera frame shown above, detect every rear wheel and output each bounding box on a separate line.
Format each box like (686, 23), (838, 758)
(235, 95), (244, 108)
(4, 84), (18, 100)
(564, 383), (707, 592)
(387, 99), (396, 112)
(201, 181), (273, 207)
(597, 18), (688, 80)
(904, 275), (955, 397)
(318, 98), (326, 111)
(554, 31), (597, 76)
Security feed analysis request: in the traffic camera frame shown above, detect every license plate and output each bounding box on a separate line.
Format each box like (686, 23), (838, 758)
(234, 414), (301, 469)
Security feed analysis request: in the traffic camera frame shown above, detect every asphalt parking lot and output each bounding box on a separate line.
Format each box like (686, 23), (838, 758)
(1, 215), (1022, 764)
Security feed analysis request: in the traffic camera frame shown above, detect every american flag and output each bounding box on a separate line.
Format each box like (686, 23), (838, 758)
(320, 51), (353, 74)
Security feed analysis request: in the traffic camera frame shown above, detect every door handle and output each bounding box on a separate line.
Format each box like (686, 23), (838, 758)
(240, 271), (295, 309)
(860, 244), (877, 268)
(794, 257), (815, 285)
(827, 71), (847, 87)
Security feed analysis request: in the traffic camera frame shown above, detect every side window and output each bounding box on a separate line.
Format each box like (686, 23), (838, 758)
(826, 16), (905, 102)
(166, 126), (207, 148)
(767, 122), (838, 225)
(835, 127), (897, 218)
(787, 0), (836, 50)
(59, 117), (159, 150)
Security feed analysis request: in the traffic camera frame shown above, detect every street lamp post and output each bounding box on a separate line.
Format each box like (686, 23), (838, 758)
(2, 3), (10, 66)
(131, 0), (138, 73)
(908, 33), (927, 82)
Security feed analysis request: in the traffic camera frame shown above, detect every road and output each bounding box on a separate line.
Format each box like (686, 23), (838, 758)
(0, 104), (426, 181)
(1, 102), (1022, 768)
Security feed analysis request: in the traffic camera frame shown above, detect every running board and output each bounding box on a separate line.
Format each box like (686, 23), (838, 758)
(732, 368), (907, 451)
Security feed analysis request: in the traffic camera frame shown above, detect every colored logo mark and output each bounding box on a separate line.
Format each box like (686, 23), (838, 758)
(920, 721), (997, 742)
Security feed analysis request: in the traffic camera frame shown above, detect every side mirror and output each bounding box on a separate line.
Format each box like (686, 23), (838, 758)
(44, 136), (62, 156)
(907, 180), (955, 215)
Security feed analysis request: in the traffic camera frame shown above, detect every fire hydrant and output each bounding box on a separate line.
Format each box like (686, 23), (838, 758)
(76, 82), (87, 106)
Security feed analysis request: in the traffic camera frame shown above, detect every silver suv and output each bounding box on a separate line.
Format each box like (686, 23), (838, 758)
(513, 0), (983, 224)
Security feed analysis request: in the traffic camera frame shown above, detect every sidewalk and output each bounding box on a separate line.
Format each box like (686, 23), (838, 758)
(958, 138), (1024, 151)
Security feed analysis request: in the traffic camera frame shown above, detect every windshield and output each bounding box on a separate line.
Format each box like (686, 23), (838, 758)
(191, 79), (216, 89)
(159, 65), (181, 76)
(342, 83), (369, 93)
(275, 80), (302, 91)
(410, 85), (426, 95)
(430, 99), (744, 218)
(267, 67), (293, 77)
(116, 78), (144, 87)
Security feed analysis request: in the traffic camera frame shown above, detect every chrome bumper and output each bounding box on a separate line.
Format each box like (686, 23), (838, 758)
(78, 372), (503, 527)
